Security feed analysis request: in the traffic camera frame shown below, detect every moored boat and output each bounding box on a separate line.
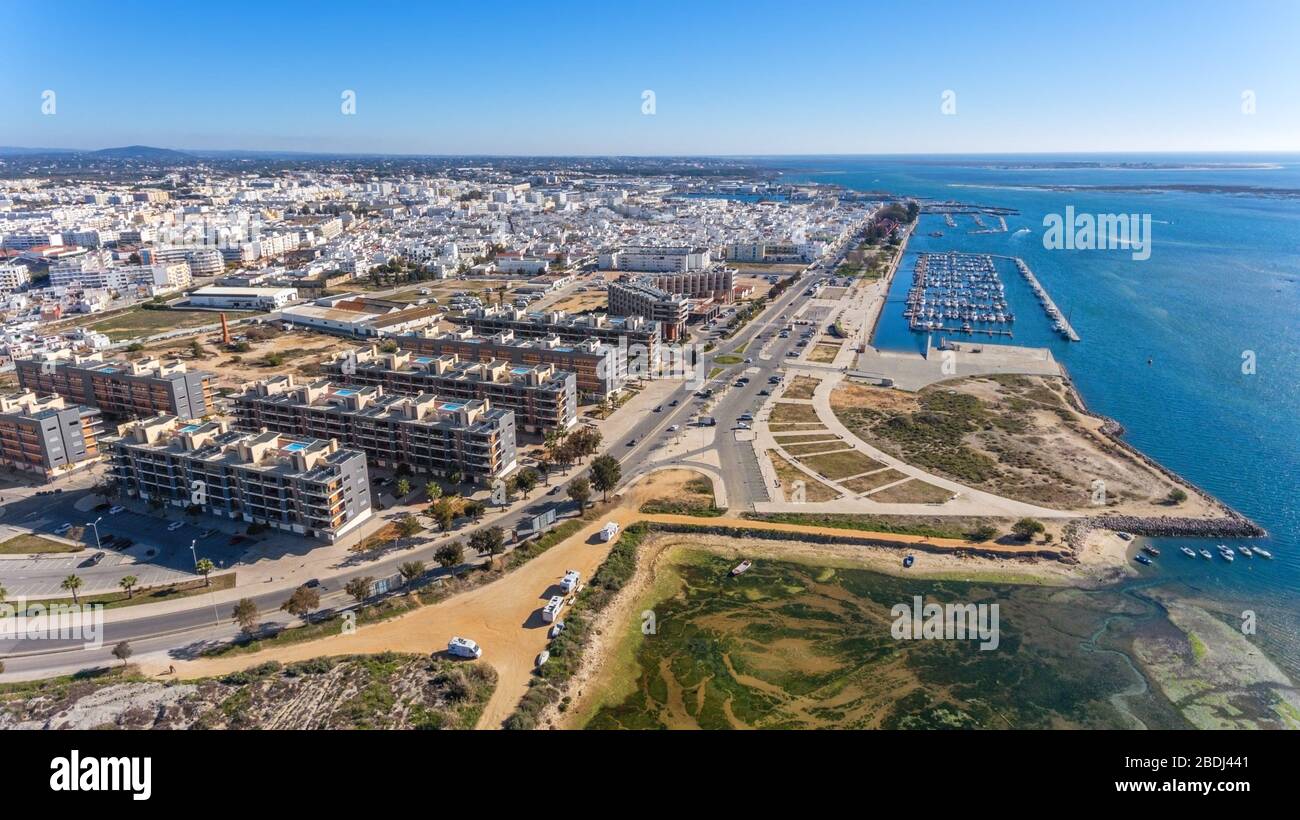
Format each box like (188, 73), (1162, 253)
(1180, 547), (1196, 557)
(731, 559), (752, 576)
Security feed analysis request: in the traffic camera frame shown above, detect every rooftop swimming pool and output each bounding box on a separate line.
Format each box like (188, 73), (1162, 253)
(282, 441), (308, 453)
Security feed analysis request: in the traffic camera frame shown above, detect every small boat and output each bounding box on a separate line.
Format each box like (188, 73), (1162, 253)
(1117, 532), (1134, 541)
(1238, 547), (1254, 558)
(903, 555), (915, 568)
(1219, 550), (1234, 563)
(1142, 545), (1160, 557)
(535, 650), (550, 668)
(1180, 547), (1196, 557)
(1254, 548), (1273, 559)
(1135, 554), (1152, 566)
(730, 559), (752, 576)
(1199, 549), (1213, 560)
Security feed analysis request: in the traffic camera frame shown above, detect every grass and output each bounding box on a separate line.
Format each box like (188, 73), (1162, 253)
(89, 307), (233, 341)
(807, 344), (840, 364)
(769, 402), (822, 424)
(782, 441), (853, 456)
(796, 449), (884, 480)
(0, 534), (82, 554)
(1188, 632), (1209, 663)
(639, 476), (725, 517)
(739, 511), (1000, 541)
(767, 451), (840, 502)
(773, 433), (840, 444)
(713, 354), (743, 365)
(12, 573), (236, 613)
(768, 423), (828, 433)
(869, 479), (954, 504)
(782, 376), (821, 400)
(842, 469), (908, 494)
(707, 367), (724, 379)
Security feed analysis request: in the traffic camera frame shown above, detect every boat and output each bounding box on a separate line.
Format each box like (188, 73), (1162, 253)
(535, 650), (550, 668)
(1180, 547), (1196, 557)
(1117, 532), (1134, 541)
(1142, 545), (1160, 557)
(731, 559), (752, 576)
(1135, 554), (1152, 566)
(1219, 550), (1234, 563)
(1239, 546), (1254, 558)
(1199, 549), (1213, 560)
(1254, 548), (1273, 559)
(903, 555), (915, 568)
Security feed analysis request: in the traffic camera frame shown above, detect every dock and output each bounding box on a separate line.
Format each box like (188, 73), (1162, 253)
(1008, 257), (1080, 341)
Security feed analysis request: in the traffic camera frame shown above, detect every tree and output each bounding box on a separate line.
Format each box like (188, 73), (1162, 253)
(232, 598), (258, 636)
(448, 470), (464, 486)
(119, 575), (139, 599)
(345, 576), (374, 604)
(424, 480), (443, 502)
(112, 640), (133, 667)
(968, 524), (999, 543)
(431, 498), (455, 532)
(1011, 518), (1045, 542)
(397, 514), (423, 539)
(395, 477), (412, 498)
(567, 477), (592, 510)
(61, 574), (83, 605)
(1166, 488), (1188, 505)
(515, 468), (539, 498)
(590, 455), (621, 502)
(536, 457), (552, 485)
(195, 558), (216, 587)
(398, 560), (426, 586)
(470, 526), (505, 562)
(281, 585), (321, 621)
(435, 542), (465, 575)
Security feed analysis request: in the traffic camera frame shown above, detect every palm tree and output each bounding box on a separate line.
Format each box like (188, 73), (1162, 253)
(195, 558), (215, 587)
(119, 575), (139, 599)
(61, 574), (83, 605)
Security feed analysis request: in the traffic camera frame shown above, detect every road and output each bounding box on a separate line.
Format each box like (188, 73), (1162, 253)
(0, 233), (859, 679)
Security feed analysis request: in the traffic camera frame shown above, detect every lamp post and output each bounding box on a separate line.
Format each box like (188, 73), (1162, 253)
(86, 516), (103, 550)
(189, 538), (198, 569)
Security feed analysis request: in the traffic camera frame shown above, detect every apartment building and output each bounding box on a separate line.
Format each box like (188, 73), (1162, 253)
(394, 328), (626, 400)
(48, 258), (192, 294)
(0, 391), (104, 481)
(16, 351), (216, 420)
(642, 267), (735, 303)
(233, 377), (517, 483)
(607, 277), (690, 341)
(460, 305), (661, 375)
(0, 262), (30, 292)
(328, 348), (576, 434)
(108, 416), (371, 543)
(598, 246), (711, 272)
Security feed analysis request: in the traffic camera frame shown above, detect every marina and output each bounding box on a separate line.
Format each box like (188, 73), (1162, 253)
(903, 251), (1016, 336)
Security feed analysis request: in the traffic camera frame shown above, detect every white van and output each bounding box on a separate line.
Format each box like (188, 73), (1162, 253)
(542, 595), (565, 623)
(560, 569), (581, 593)
(599, 522), (620, 542)
(447, 636), (482, 659)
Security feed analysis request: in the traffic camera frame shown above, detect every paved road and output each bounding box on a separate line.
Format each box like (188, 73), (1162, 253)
(0, 237), (857, 678)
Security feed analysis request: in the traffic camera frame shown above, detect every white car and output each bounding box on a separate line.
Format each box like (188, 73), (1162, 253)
(735, 422), (751, 430)
(667, 424), (680, 432)
(54, 523), (72, 534)
(167, 521), (184, 532)
(548, 621), (566, 639)
(109, 505), (126, 515)
(447, 636), (482, 659)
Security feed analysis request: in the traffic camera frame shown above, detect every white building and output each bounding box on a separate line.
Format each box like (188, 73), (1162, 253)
(188, 286), (299, 311)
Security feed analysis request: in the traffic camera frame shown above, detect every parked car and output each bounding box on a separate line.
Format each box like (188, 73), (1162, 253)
(88, 551), (106, 566)
(109, 505), (126, 515)
(54, 523), (72, 534)
(167, 521), (184, 532)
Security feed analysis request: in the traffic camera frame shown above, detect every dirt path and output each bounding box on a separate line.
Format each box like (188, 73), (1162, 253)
(155, 473), (1101, 729)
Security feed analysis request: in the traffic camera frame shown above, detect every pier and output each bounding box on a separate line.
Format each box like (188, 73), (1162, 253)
(1007, 256), (1080, 341)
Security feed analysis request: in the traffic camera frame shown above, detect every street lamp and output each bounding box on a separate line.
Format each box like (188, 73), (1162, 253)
(86, 516), (103, 550)
(189, 538), (198, 569)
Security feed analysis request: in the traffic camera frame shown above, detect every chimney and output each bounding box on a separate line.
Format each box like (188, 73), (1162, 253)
(220, 312), (232, 346)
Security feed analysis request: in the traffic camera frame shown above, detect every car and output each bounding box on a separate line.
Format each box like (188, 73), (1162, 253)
(109, 505), (126, 515)
(738, 413), (754, 422)
(669, 399), (678, 407)
(201, 529), (215, 538)
(165, 521), (185, 531)
(548, 485), (560, 495)
(116, 537), (135, 550)
(758, 389), (770, 396)
(786, 350), (797, 357)
(304, 578), (322, 588)
(88, 551), (106, 566)
(548, 621), (566, 639)
(734, 380), (745, 387)
(735, 422), (751, 430)
(626, 438), (637, 446)
(653, 405), (662, 412)
(667, 424), (680, 432)
(744, 358), (753, 364)
(54, 523), (72, 534)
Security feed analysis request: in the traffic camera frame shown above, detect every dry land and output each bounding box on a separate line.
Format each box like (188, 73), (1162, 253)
(769, 402), (822, 425)
(781, 376), (822, 400)
(0, 534), (82, 554)
(767, 451), (840, 501)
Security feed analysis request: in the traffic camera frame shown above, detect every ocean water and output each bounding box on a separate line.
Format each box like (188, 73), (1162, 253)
(774, 155), (1300, 672)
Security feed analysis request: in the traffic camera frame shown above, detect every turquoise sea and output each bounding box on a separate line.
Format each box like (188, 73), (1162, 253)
(773, 155), (1300, 674)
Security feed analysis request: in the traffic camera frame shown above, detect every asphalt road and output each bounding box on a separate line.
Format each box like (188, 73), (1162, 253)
(0, 237), (856, 678)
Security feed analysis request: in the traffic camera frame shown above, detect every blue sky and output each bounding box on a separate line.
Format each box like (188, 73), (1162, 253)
(3, 0), (1298, 155)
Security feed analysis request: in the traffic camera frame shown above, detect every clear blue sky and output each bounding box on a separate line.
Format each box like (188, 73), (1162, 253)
(3, 0), (1298, 155)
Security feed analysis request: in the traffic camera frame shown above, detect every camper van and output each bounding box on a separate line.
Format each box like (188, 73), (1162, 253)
(560, 569), (581, 593)
(542, 595), (566, 623)
(599, 522), (620, 542)
(447, 636), (482, 659)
